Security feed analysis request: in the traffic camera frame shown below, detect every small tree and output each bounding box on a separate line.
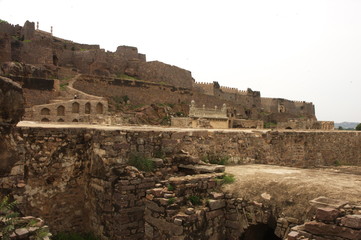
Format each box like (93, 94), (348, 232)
(356, 123), (361, 131)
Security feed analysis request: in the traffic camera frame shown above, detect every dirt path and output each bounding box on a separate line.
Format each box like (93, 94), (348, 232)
(224, 164), (361, 219)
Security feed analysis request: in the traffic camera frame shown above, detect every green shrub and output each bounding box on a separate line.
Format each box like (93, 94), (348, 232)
(0, 19), (9, 24)
(53, 232), (99, 240)
(0, 196), (50, 240)
(167, 184), (175, 191)
(153, 149), (165, 158)
(167, 197), (176, 205)
(356, 123), (361, 131)
(128, 153), (154, 172)
(334, 160), (341, 166)
(188, 195), (202, 205)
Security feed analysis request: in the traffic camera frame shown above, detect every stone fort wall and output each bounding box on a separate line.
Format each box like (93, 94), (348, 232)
(0, 21), (195, 89)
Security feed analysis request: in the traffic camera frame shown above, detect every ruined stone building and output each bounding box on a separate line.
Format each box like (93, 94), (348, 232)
(0, 20), (332, 129)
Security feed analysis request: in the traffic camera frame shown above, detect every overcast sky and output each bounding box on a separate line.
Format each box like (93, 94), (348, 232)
(1, 0), (360, 122)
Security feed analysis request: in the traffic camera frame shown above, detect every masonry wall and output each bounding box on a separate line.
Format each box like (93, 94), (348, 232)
(1, 126), (360, 239)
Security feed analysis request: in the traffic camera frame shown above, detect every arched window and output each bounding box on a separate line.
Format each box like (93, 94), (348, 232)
(41, 118), (50, 122)
(57, 105), (65, 116)
(40, 108), (50, 115)
(57, 118), (64, 122)
(96, 102), (103, 114)
(72, 102), (80, 113)
(85, 102), (91, 114)
(72, 119), (79, 122)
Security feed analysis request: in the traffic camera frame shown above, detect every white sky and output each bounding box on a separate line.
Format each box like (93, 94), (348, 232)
(1, 0), (360, 122)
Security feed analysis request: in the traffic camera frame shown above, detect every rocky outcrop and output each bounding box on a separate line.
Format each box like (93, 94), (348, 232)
(0, 76), (24, 125)
(0, 76), (24, 190)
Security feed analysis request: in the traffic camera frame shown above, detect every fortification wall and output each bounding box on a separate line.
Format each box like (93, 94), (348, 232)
(73, 76), (245, 112)
(135, 61), (194, 89)
(261, 97), (315, 118)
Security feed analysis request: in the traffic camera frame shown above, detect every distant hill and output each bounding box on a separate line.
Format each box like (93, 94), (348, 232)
(334, 122), (359, 129)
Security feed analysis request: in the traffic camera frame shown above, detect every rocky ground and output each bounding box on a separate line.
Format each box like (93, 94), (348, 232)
(224, 164), (361, 221)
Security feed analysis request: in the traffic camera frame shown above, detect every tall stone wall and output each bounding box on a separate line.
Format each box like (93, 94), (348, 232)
(135, 61), (194, 89)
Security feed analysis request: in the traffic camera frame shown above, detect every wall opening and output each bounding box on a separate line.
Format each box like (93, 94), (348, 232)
(40, 108), (50, 115)
(53, 54), (58, 66)
(72, 119), (79, 122)
(41, 118), (50, 122)
(96, 102), (103, 114)
(85, 102), (91, 114)
(57, 118), (64, 122)
(240, 223), (281, 240)
(72, 102), (80, 113)
(57, 105), (65, 116)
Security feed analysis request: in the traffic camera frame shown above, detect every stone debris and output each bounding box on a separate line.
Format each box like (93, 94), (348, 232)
(288, 197), (361, 240)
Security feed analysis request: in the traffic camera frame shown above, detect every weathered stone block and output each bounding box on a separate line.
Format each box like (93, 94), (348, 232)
(341, 215), (361, 229)
(316, 207), (340, 222)
(304, 221), (361, 240)
(208, 199), (226, 210)
(287, 231), (299, 240)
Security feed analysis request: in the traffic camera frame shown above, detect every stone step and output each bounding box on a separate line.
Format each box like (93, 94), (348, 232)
(178, 164), (225, 174)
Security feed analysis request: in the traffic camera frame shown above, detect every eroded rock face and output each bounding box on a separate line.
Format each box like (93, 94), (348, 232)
(0, 76), (24, 125)
(0, 76), (24, 181)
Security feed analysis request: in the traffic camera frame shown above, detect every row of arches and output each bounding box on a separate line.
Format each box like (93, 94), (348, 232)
(40, 102), (104, 116)
(41, 118), (79, 122)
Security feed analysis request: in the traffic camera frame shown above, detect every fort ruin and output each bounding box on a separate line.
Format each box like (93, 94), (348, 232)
(0, 20), (360, 240)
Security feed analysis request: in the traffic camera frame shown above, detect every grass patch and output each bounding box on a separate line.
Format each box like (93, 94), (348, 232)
(127, 153), (154, 172)
(216, 174), (236, 185)
(118, 73), (139, 80)
(264, 122), (277, 129)
(60, 82), (69, 91)
(53, 232), (99, 240)
(202, 153), (229, 165)
(167, 197), (176, 205)
(188, 195), (202, 206)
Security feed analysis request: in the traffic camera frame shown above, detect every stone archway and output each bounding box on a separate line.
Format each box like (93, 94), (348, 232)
(57, 105), (65, 116)
(240, 223), (281, 240)
(85, 102), (91, 114)
(40, 108), (50, 115)
(96, 102), (103, 114)
(72, 102), (80, 113)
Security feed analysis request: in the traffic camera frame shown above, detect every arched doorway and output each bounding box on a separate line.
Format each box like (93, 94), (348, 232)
(72, 102), (80, 113)
(53, 54), (59, 66)
(240, 223), (281, 240)
(96, 102), (103, 114)
(85, 102), (91, 114)
(57, 105), (65, 116)
(40, 108), (50, 115)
